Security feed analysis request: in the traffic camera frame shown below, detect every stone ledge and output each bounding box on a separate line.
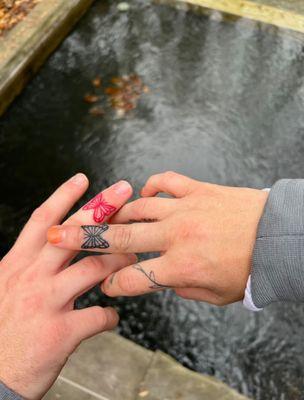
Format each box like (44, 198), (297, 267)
(136, 351), (248, 400)
(44, 332), (250, 400)
(158, 0), (304, 34)
(0, 0), (93, 116)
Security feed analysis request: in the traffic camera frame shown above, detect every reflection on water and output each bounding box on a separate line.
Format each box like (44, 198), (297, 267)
(1, 1), (304, 398)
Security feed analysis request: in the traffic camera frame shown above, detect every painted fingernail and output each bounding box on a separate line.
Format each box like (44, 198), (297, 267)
(113, 180), (132, 195)
(70, 173), (88, 186)
(47, 226), (65, 244)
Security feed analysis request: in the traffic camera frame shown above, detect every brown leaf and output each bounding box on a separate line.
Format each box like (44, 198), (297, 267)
(83, 94), (99, 103)
(105, 87), (123, 96)
(92, 77), (102, 88)
(89, 106), (104, 116)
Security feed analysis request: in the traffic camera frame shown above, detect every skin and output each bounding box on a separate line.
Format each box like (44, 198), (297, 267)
(48, 171), (269, 306)
(0, 174), (135, 400)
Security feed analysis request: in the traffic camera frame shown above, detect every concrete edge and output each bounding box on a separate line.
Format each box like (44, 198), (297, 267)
(44, 333), (251, 400)
(0, 0), (93, 117)
(158, 0), (304, 34)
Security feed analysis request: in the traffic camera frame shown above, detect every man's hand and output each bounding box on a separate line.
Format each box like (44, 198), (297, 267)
(0, 175), (134, 400)
(48, 172), (268, 306)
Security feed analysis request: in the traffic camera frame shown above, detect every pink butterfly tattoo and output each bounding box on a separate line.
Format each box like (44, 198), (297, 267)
(82, 193), (117, 223)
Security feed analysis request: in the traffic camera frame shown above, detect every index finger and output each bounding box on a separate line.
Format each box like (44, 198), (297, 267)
(6, 173), (89, 264)
(39, 180), (133, 272)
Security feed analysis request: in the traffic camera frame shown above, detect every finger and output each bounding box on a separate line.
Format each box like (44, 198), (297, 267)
(54, 253), (137, 306)
(39, 180), (133, 273)
(68, 180), (133, 225)
(7, 173), (89, 263)
(110, 197), (178, 224)
(47, 222), (167, 253)
(141, 171), (199, 198)
(69, 306), (119, 341)
(175, 288), (224, 306)
(101, 257), (177, 297)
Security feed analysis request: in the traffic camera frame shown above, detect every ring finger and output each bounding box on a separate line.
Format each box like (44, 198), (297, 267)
(47, 222), (167, 253)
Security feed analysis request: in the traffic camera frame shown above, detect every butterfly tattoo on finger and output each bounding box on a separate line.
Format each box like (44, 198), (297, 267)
(81, 225), (110, 249)
(82, 193), (116, 223)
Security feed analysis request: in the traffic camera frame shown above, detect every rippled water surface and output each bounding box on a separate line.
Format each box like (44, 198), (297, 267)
(1, 1), (304, 399)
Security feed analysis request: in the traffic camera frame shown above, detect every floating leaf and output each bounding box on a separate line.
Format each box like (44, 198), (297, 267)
(91, 77), (102, 88)
(89, 106), (104, 116)
(83, 94), (99, 104)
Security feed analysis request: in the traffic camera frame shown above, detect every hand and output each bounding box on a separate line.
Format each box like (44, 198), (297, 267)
(48, 172), (268, 306)
(0, 175), (134, 400)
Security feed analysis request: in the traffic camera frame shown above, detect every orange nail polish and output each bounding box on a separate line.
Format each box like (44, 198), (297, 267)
(47, 226), (64, 244)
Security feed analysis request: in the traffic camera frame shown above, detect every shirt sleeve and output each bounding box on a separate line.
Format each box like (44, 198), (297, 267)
(250, 179), (304, 308)
(0, 382), (23, 400)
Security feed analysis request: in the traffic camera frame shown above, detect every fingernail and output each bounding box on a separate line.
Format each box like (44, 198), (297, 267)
(47, 226), (65, 244)
(70, 173), (87, 186)
(113, 180), (132, 195)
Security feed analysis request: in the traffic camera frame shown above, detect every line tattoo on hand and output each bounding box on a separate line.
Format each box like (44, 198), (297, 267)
(128, 218), (158, 224)
(82, 193), (116, 223)
(132, 263), (171, 290)
(81, 224), (110, 249)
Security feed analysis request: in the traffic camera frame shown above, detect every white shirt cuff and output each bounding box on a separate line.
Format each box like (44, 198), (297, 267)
(243, 275), (263, 312)
(242, 188), (270, 312)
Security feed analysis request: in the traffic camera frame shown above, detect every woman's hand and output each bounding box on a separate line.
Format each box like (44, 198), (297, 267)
(48, 172), (268, 306)
(0, 175), (134, 400)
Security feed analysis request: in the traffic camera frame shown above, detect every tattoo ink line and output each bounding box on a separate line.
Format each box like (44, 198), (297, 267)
(128, 218), (158, 224)
(132, 263), (171, 290)
(109, 273), (116, 285)
(81, 224), (110, 249)
(82, 193), (116, 223)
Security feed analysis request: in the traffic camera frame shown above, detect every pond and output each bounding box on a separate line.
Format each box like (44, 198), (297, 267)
(1, 1), (304, 399)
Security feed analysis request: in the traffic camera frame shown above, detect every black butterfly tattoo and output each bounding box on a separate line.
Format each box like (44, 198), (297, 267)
(132, 263), (171, 289)
(81, 224), (110, 249)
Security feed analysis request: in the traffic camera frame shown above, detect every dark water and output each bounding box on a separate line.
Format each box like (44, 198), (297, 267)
(1, 1), (304, 398)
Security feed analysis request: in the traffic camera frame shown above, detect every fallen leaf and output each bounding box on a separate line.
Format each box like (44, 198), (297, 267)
(89, 106), (104, 116)
(138, 390), (149, 398)
(84, 94), (99, 103)
(92, 77), (102, 88)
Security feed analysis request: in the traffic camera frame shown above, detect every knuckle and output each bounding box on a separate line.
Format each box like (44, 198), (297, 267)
(87, 256), (102, 269)
(114, 225), (132, 252)
(82, 256), (102, 274)
(169, 217), (192, 243)
(5, 270), (22, 292)
(44, 319), (71, 348)
(117, 272), (137, 295)
(179, 223), (192, 241)
(174, 256), (202, 286)
(91, 308), (107, 330)
(132, 198), (150, 219)
(30, 206), (51, 223)
(160, 171), (176, 185)
(21, 292), (45, 315)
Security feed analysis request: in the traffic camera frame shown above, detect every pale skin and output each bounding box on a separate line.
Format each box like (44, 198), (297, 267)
(49, 171), (269, 306)
(0, 174), (135, 400)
